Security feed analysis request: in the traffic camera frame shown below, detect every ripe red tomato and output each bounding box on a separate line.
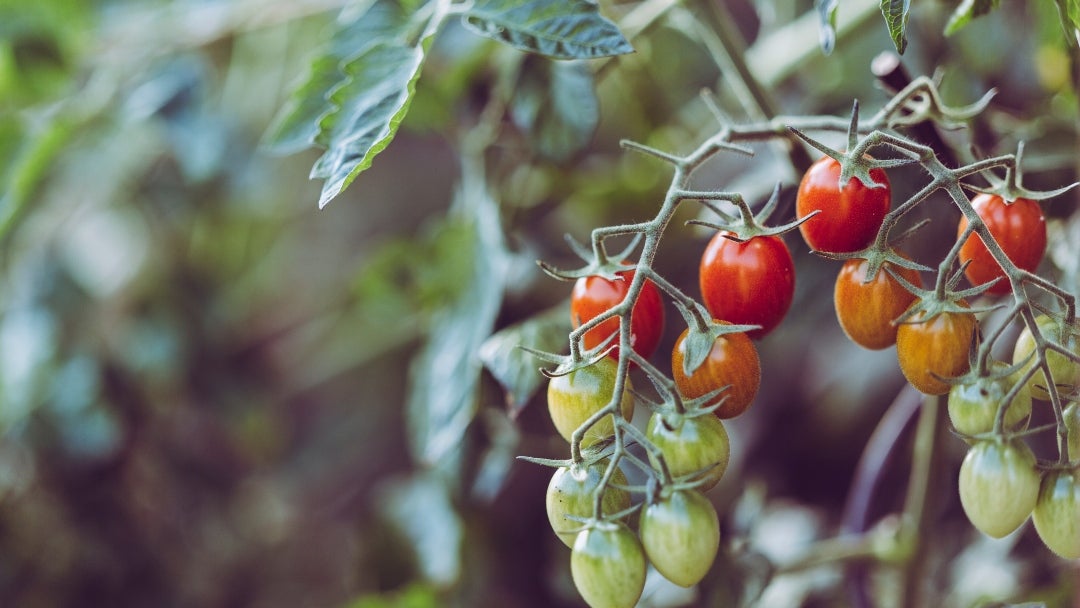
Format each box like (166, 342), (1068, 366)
(699, 232), (794, 339)
(895, 303), (976, 395)
(796, 155), (891, 253)
(571, 268), (664, 360)
(958, 194), (1046, 295)
(833, 251), (923, 350)
(671, 324), (761, 419)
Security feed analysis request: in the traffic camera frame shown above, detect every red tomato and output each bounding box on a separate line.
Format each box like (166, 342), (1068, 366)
(796, 155), (891, 253)
(671, 324), (761, 419)
(699, 232), (795, 339)
(958, 194), (1046, 295)
(833, 251), (923, 350)
(571, 268), (664, 360)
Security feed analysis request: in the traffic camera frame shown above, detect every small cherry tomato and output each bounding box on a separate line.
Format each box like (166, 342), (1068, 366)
(833, 251), (923, 350)
(958, 194), (1046, 295)
(1066, 403), (1080, 462)
(1011, 314), (1080, 401)
(547, 357), (634, 447)
(571, 268), (664, 360)
(958, 438), (1040, 538)
(571, 521), (646, 608)
(1032, 469), (1080, 559)
(546, 460), (631, 548)
(671, 324), (761, 419)
(645, 412), (730, 491)
(638, 489), (720, 587)
(699, 232), (795, 339)
(947, 363), (1032, 437)
(896, 304), (976, 395)
(796, 155), (891, 253)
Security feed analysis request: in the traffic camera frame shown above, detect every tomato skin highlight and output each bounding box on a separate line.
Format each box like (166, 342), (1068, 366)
(699, 232), (795, 339)
(1011, 314), (1080, 401)
(1032, 469), (1080, 559)
(796, 155), (891, 253)
(547, 357), (634, 447)
(896, 305), (976, 395)
(833, 252), (922, 350)
(638, 490), (720, 587)
(958, 439), (1040, 538)
(546, 460), (630, 548)
(671, 324), (761, 419)
(958, 194), (1046, 295)
(571, 269), (665, 360)
(645, 412), (730, 491)
(570, 522), (647, 608)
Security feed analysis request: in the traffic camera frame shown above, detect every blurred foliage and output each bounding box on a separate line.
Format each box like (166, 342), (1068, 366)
(0, 0), (1077, 607)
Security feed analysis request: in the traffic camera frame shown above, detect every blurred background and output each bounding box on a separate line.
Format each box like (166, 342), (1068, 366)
(1, 0), (1078, 606)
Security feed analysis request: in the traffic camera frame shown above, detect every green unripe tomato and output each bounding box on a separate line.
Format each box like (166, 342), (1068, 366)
(947, 364), (1032, 437)
(638, 489), (720, 587)
(1065, 403), (1080, 462)
(958, 439), (1040, 538)
(645, 412), (730, 491)
(546, 460), (630, 548)
(570, 521), (646, 608)
(547, 357), (634, 447)
(1012, 314), (1080, 401)
(1032, 469), (1080, 559)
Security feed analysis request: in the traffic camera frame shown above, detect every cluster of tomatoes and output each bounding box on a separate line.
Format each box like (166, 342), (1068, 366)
(542, 153), (1079, 607)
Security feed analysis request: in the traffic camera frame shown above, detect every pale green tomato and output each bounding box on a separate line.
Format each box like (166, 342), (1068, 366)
(1012, 315), (1080, 401)
(1066, 403), (1080, 462)
(547, 357), (634, 447)
(571, 521), (646, 608)
(546, 460), (630, 548)
(645, 412), (730, 491)
(1032, 469), (1080, 559)
(958, 439), (1040, 538)
(638, 489), (720, 587)
(947, 364), (1032, 437)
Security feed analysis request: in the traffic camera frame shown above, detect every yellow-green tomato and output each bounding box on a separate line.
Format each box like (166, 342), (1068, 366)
(958, 439), (1040, 538)
(546, 460), (630, 548)
(1012, 314), (1080, 401)
(947, 365), (1032, 437)
(645, 412), (730, 491)
(1065, 403), (1080, 462)
(547, 357), (634, 447)
(570, 521), (646, 608)
(1032, 469), (1080, 559)
(638, 489), (720, 587)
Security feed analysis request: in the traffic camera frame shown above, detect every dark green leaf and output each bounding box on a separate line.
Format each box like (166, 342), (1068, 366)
(510, 57), (598, 162)
(944, 0), (1000, 35)
(815, 0), (839, 55)
(463, 0), (633, 59)
(478, 304), (570, 415)
(880, 0), (911, 54)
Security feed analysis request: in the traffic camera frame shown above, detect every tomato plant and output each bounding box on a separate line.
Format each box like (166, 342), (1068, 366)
(645, 411), (730, 491)
(671, 324), (761, 419)
(957, 195), (1046, 295)
(699, 232), (795, 339)
(795, 155), (891, 253)
(1032, 469), (1080, 559)
(547, 357), (634, 447)
(546, 460), (631, 548)
(947, 364), (1032, 437)
(958, 439), (1041, 538)
(571, 268), (665, 360)
(570, 521), (647, 608)
(1011, 314), (1080, 401)
(896, 304), (976, 395)
(638, 489), (720, 587)
(833, 251), (922, 349)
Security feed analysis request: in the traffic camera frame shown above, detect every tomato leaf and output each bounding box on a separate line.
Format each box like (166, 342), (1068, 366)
(815, 0), (839, 55)
(944, 0), (1000, 35)
(879, 0), (911, 54)
(510, 57), (598, 162)
(406, 164), (509, 466)
(478, 304), (571, 415)
(462, 0), (634, 59)
(376, 473), (464, 585)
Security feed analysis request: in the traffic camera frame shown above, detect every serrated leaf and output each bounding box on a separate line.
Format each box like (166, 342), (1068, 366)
(815, 0), (839, 55)
(262, 1), (412, 154)
(510, 57), (598, 162)
(478, 304), (571, 415)
(406, 168), (509, 466)
(463, 0), (633, 59)
(944, 0), (1000, 35)
(880, 0), (911, 54)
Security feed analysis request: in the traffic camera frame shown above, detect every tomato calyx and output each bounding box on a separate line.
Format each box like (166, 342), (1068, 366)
(671, 296), (758, 377)
(964, 141), (1079, 205)
(688, 182), (813, 241)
